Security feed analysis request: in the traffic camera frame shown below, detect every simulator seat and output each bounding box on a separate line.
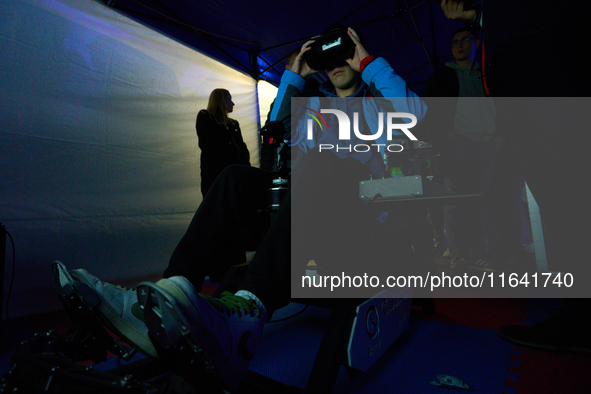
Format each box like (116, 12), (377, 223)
(1, 136), (456, 393)
(0, 264), (412, 394)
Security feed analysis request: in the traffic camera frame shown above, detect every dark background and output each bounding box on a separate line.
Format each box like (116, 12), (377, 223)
(97, 0), (474, 94)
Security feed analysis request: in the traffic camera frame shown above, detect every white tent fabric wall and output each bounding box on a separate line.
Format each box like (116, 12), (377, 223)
(257, 80), (280, 124)
(0, 0), (277, 318)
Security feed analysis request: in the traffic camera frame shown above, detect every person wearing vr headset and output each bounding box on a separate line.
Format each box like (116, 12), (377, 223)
(270, 25), (428, 283)
(52, 26), (427, 391)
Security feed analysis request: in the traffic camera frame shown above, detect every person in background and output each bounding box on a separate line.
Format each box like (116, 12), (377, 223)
(423, 26), (527, 273)
(439, 0), (591, 356)
(197, 88), (250, 196)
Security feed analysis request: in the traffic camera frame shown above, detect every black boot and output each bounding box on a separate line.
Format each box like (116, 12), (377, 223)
(498, 301), (591, 356)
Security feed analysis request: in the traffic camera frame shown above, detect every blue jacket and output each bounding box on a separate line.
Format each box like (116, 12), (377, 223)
(269, 57), (427, 176)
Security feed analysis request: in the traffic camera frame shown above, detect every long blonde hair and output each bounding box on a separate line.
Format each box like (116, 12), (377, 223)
(206, 88), (231, 126)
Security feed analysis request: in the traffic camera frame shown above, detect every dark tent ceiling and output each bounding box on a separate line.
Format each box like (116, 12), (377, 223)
(99, 0), (474, 95)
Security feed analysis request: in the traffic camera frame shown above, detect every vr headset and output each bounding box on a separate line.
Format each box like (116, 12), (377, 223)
(305, 27), (356, 71)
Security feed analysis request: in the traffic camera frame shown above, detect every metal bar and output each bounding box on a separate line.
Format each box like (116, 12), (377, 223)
(305, 302), (356, 393)
(334, 0), (377, 26)
(429, 0), (440, 70)
(403, 0), (436, 71)
(200, 34), (252, 74)
(0, 223), (5, 339)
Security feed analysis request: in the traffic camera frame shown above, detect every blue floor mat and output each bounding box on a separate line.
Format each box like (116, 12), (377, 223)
(249, 302), (516, 393)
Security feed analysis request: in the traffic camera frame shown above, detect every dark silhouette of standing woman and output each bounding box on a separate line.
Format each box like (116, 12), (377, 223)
(197, 89), (250, 196)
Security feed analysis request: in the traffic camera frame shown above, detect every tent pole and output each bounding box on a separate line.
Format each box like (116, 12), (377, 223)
(0, 223), (6, 339)
(429, 0), (440, 70)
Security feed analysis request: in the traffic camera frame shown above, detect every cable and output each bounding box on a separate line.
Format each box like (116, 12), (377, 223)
(4, 229), (27, 340)
(125, 0), (264, 46)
